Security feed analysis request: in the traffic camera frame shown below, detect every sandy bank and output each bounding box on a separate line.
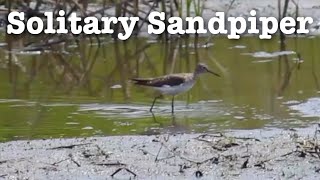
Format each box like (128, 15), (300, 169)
(1, 126), (320, 179)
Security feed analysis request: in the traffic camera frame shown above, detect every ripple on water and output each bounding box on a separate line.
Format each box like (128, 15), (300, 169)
(242, 50), (296, 58)
(77, 101), (226, 119)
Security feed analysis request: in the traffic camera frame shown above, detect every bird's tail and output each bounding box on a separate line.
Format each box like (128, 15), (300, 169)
(130, 78), (152, 86)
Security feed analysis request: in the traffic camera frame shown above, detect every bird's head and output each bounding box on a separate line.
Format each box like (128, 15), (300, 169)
(194, 63), (220, 77)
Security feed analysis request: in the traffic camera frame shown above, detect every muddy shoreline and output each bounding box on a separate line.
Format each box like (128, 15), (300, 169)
(1, 125), (320, 179)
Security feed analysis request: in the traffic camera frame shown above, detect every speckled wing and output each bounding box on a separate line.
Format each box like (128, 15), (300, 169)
(131, 74), (189, 87)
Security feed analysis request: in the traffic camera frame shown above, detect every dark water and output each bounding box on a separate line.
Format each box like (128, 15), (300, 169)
(0, 33), (319, 141)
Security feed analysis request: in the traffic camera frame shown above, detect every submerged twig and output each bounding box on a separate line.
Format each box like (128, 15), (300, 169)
(48, 143), (91, 150)
(95, 161), (126, 166)
(111, 167), (137, 178)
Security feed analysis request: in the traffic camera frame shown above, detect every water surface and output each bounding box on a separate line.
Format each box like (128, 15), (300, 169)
(0, 34), (319, 141)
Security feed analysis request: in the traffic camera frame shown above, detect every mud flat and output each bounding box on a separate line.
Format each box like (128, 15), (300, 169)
(1, 125), (320, 179)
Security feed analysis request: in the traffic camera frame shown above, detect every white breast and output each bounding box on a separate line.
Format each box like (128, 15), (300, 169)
(153, 80), (195, 95)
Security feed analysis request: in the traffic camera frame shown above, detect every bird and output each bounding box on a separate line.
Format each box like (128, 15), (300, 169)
(131, 63), (220, 113)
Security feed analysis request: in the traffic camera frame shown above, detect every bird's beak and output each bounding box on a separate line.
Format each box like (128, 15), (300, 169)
(207, 69), (221, 77)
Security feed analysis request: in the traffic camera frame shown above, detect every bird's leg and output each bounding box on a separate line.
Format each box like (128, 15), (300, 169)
(171, 96), (175, 114)
(150, 111), (157, 122)
(150, 96), (159, 112)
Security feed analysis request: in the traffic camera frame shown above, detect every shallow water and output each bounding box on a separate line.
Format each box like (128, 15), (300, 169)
(0, 34), (319, 141)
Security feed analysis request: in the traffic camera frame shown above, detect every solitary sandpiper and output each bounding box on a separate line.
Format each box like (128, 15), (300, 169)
(131, 63), (220, 113)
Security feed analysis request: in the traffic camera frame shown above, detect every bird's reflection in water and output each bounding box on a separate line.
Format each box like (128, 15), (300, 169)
(141, 112), (190, 135)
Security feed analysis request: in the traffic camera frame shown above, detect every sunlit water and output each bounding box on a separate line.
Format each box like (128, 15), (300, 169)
(0, 34), (319, 141)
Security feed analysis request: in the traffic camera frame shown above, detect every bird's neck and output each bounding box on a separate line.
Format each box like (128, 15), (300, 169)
(192, 71), (200, 80)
